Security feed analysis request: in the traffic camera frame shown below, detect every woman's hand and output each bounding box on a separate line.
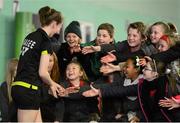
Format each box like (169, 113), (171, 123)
(49, 82), (65, 98)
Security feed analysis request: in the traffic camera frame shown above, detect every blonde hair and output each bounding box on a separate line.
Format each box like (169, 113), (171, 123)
(6, 58), (18, 103)
(167, 22), (178, 34)
(149, 59), (177, 93)
(151, 21), (170, 35)
(149, 59), (165, 76)
(67, 60), (89, 81)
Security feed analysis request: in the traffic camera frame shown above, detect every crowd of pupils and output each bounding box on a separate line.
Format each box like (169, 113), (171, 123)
(0, 6), (180, 122)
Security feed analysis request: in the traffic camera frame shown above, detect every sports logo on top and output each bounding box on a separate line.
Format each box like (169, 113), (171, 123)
(21, 39), (36, 56)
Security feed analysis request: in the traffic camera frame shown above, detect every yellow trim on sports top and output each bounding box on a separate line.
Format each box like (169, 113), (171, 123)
(41, 50), (48, 55)
(12, 81), (38, 90)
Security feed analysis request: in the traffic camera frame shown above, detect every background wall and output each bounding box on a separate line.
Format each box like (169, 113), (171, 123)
(0, 0), (179, 82)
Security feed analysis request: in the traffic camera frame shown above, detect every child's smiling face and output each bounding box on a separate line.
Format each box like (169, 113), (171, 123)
(96, 29), (113, 46)
(127, 28), (142, 48)
(124, 59), (139, 80)
(66, 63), (83, 81)
(142, 62), (157, 81)
(150, 25), (164, 44)
(158, 39), (169, 52)
(66, 33), (81, 48)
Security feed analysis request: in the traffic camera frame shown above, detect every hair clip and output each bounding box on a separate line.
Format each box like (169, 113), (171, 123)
(165, 68), (171, 74)
(136, 56), (140, 66)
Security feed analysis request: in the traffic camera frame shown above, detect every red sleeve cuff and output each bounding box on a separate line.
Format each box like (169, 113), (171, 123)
(174, 95), (180, 100)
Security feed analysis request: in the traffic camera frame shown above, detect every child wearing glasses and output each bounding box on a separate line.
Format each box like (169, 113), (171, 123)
(83, 56), (180, 122)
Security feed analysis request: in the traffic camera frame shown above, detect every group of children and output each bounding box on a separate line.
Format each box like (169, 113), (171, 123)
(0, 6), (180, 122)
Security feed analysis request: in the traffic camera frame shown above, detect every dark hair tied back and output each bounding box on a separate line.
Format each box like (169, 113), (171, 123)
(39, 6), (63, 27)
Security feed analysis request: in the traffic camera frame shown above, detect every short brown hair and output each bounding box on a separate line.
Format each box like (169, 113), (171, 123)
(151, 21), (170, 35)
(97, 23), (114, 38)
(128, 22), (146, 40)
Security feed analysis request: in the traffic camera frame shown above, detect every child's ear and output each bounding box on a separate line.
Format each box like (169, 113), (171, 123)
(79, 71), (83, 77)
(141, 35), (147, 42)
(154, 72), (159, 78)
(110, 38), (113, 43)
(78, 39), (82, 44)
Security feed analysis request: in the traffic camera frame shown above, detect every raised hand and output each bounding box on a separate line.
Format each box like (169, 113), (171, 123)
(82, 85), (99, 97)
(66, 86), (80, 94)
(159, 97), (180, 110)
(58, 86), (80, 97)
(100, 52), (117, 63)
(82, 46), (100, 54)
(139, 56), (152, 66)
(100, 63), (120, 75)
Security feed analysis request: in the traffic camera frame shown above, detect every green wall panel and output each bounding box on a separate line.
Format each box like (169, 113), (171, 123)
(14, 12), (34, 57)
